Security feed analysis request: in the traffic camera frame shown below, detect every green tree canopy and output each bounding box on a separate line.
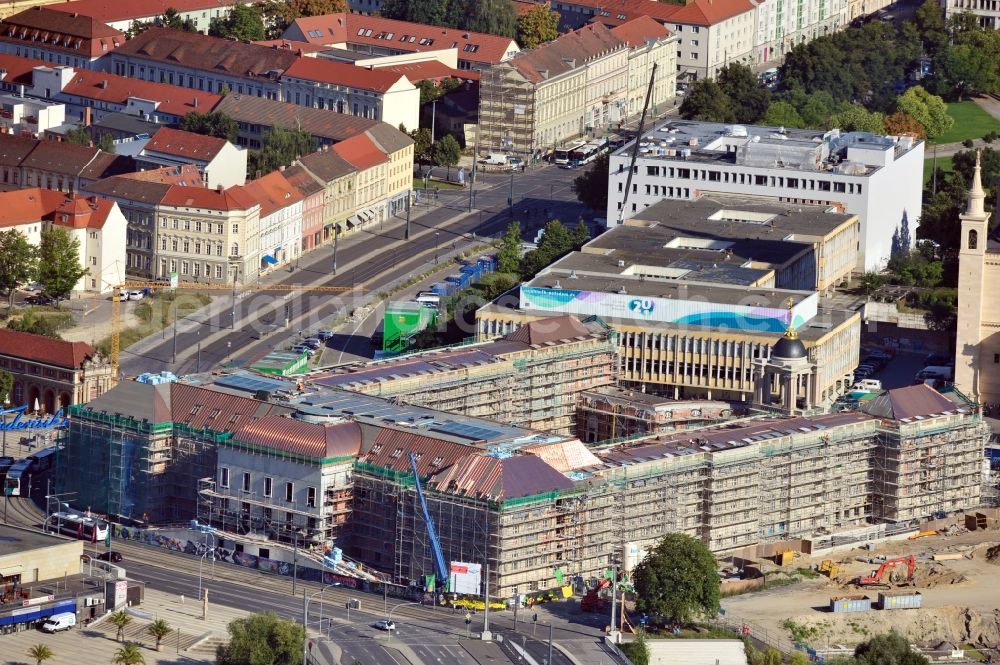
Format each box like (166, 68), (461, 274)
(432, 134), (462, 178)
(632, 533), (720, 625)
(379, 0), (515, 37)
(830, 105), (885, 133)
(216, 612), (305, 665)
(571, 219), (590, 249)
(679, 79), (734, 122)
(28, 644), (53, 665)
(0, 370), (14, 405)
(716, 62), (771, 124)
(572, 152), (609, 212)
(38, 228), (88, 303)
(110, 611), (133, 643)
(520, 220), (574, 279)
(0, 229), (38, 309)
(112, 642), (145, 665)
(209, 3), (265, 42)
(497, 221), (522, 274)
(914, 0), (948, 57)
(762, 100), (806, 129)
(932, 42), (1000, 101)
(462, 0), (517, 38)
(146, 619), (172, 652)
(248, 127), (317, 179)
(179, 111), (239, 142)
(262, 0), (346, 38)
(162, 7), (197, 31)
(517, 4), (559, 49)
(854, 631), (929, 665)
(894, 86), (953, 138)
(410, 127), (432, 164)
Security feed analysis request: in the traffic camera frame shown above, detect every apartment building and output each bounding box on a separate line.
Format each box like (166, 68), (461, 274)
(282, 13), (520, 71)
(48, 0), (237, 33)
(364, 123), (414, 217)
(83, 165), (205, 278)
(0, 133), (132, 194)
(610, 17), (679, 119)
(0, 7), (124, 70)
(332, 133), (388, 228)
(755, 0), (848, 64)
(282, 164), (326, 253)
(296, 147), (358, 239)
(138, 127), (247, 189)
(155, 185), (261, 284)
(941, 0), (999, 28)
(243, 170), (304, 272)
(607, 121), (924, 271)
(1, 187), (126, 293)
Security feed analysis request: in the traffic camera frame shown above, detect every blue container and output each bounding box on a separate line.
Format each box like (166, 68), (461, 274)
(446, 274), (463, 284)
(830, 596), (871, 613)
(431, 282), (449, 296)
(478, 256), (495, 273)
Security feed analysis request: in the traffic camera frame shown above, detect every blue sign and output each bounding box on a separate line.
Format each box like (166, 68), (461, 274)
(628, 298), (655, 316)
(0, 405), (70, 431)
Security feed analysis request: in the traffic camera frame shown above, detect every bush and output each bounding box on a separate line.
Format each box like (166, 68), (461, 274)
(619, 635), (649, 665)
(962, 138), (975, 148)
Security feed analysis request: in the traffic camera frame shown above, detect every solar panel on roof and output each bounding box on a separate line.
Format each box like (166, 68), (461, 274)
(430, 422), (504, 441)
(215, 373), (292, 393)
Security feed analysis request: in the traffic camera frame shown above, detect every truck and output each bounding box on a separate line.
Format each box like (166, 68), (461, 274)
(915, 365), (953, 383)
(480, 153), (509, 166)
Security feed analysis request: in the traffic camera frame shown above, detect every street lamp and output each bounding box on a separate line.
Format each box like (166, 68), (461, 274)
(198, 546), (215, 607)
(385, 601), (421, 643)
(303, 583), (347, 665)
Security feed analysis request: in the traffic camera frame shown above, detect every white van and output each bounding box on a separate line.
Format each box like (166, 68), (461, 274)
(41, 612), (76, 632)
(852, 379), (882, 392)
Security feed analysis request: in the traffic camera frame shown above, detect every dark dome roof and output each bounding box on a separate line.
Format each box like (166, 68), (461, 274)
(772, 335), (807, 359)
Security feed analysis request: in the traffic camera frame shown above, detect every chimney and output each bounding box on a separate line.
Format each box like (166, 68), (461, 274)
(194, 97), (198, 108)
(217, 184), (224, 192)
(279, 165), (285, 171)
(100, 79), (108, 88)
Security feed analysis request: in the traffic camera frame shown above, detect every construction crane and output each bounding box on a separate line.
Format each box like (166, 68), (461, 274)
(109, 280), (358, 379)
(409, 451), (448, 595)
(854, 555), (916, 589)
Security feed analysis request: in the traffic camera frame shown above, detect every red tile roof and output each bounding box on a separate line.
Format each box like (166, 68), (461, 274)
(282, 56), (408, 94)
(510, 23), (625, 83)
(232, 416), (361, 459)
(580, 0), (754, 27)
(286, 13), (519, 66)
(0, 134), (40, 167)
(242, 170), (304, 217)
(48, 0), (236, 25)
(0, 328), (97, 368)
(0, 53), (45, 87)
(0, 187), (68, 225)
(610, 14), (673, 46)
(51, 194), (117, 230)
(160, 184), (259, 211)
(212, 94), (382, 142)
(119, 164), (204, 186)
(61, 69), (222, 118)
(512, 0), (549, 16)
(331, 132), (387, 171)
(362, 427), (475, 476)
(861, 384), (967, 421)
(0, 6), (124, 58)
(379, 60), (479, 84)
(144, 127), (228, 162)
(170, 382), (293, 433)
(428, 453), (573, 500)
(503, 315), (597, 346)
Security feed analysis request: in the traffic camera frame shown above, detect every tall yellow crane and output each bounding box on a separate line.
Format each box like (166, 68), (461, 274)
(110, 280), (359, 379)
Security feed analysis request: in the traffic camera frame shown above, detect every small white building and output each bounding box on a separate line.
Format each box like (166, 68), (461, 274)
(607, 121), (924, 271)
(0, 188), (127, 293)
(0, 93), (65, 136)
(243, 170), (305, 273)
(138, 126), (247, 189)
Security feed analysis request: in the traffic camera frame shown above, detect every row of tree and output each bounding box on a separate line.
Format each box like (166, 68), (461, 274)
(380, 0), (560, 51)
(497, 219), (590, 280)
(0, 228), (88, 307)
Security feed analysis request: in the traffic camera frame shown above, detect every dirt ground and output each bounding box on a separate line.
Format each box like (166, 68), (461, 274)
(721, 528), (1000, 650)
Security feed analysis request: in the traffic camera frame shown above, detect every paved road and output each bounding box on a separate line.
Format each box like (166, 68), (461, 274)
(121, 164), (591, 377)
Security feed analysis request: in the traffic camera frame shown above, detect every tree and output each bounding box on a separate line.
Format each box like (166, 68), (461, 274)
(262, 0), (346, 38)
(146, 619), (172, 652)
(461, 0), (517, 38)
(248, 127), (317, 179)
(432, 134), (462, 179)
(762, 101), (806, 129)
(65, 126), (93, 147)
(38, 228), (88, 304)
(409, 127), (432, 165)
(933, 43), (999, 101)
(6, 311), (68, 338)
(883, 111), (926, 138)
(914, 0), (948, 57)
(28, 644), (53, 665)
(126, 19), (150, 38)
(162, 7), (197, 31)
(854, 631), (928, 665)
(679, 79), (734, 122)
(112, 642), (145, 665)
(0, 370), (14, 405)
(895, 86), (953, 139)
(619, 633), (649, 665)
(789, 654), (811, 665)
(209, 3), (265, 42)
(830, 105), (885, 133)
(497, 221), (522, 274)
(0, 229), (38, 309)
(632, 533), (720, 625)
(110, 610), (133, 643)
(216, 612), (305, 665)
(572, 153), (609, 211)
(571, 219), (590, 249)
(716, 62), (771, 124)
(517, 4), (559, 49)
(520, 220), (574, 279)
(179, 111), (239, 143)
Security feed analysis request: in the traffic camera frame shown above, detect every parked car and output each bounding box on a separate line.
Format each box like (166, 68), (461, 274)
(98, 551), (123, 563)
(26, 294), (54, 306)
(316, 331), (334, 341)
(41, 613), (76, 633)
(302, 338), (322, 349)
(128, 290), (145, 301)
(373, 620), (396, 631)
(23, 282), (42, 292)
(869, 350), (893, 361)
(924, 353), (952, 366)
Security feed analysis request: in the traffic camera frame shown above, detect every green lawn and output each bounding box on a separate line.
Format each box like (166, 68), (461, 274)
(930, 101), (1000, 145)
(923, 155), (954, 183)
(413, 177), (465, 191)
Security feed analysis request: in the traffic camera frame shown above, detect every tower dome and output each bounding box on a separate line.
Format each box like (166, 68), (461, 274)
(772, 297), (807, 360)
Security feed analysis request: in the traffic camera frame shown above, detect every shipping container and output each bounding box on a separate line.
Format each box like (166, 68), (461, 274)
(830, 595), (872, 613)
(382, 301), (439, 353)
(478, 255), (497, 273)
(878, 592), (922, 610)
(446, 274), (464, 285)
(431, 282), (448, 296)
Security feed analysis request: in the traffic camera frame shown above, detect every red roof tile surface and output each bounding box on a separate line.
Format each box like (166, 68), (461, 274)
(144, 127), (229, 161)
(509, 23), (625, 83)
(428, 454), (573, 500)
(242, 170), (304, 217)
(62, 69), (222, 118)
(233, 416), (362, 459)
(0, 6), (124, 58)
(282, 56), (407, 93)
(609, 14), (673, 46)
(379, 60), (479, 83)
(862, 384), (966, 421)
(0, 187), (118, 230)
(160, 184), (258, 211)
(362, 428), (475, 476)
(503, 315), (597, 346)
(579, 0), (755, 27)
(48, 0), (236, 24)
(331, 133), (387, 171)
(0, 328), (97, 368)
(170, 383), (293, 432)
(0, 53), (45, 86)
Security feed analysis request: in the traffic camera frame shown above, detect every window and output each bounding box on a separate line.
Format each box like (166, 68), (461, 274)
(307, 486), (316, 508)
(285, 482), (294, 502)
(232, 223), (239, 234)
(172, 240), (178, 252)
(969, 229), (978, 250)
(242, 472), (250, 492)
(217, 224), (224, 234)
(231, 243), (239, 256)
(264, 477), (273, 497)
(994, 353), (999, 363)
(220, 467), (230, 488)
(215, 264), (223, 279)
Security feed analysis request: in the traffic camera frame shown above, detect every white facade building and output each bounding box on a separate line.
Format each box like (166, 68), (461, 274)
(607, 121), (924, 271)
(244, 171), (304, 272)
(941, 0), (1000, 28)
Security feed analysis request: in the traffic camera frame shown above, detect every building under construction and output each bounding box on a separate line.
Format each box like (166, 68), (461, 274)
(314, 316), (617, 435)
(575, 387), (735, 443)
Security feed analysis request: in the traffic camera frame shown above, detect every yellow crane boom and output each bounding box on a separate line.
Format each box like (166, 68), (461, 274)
(111, 280), (359, 380)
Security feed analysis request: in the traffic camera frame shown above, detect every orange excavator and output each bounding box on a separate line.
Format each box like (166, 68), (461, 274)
(854, 555), (916, 589)
(580, 578), (611, 612)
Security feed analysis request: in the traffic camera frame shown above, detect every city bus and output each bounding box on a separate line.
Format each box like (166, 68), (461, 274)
(50, 512), (109, 542)
(569, 140), (607, 166)
(4, 458), (31, 496)
(553, 140), (587, 165)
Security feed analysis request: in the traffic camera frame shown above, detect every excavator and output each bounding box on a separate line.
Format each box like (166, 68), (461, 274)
(854, 555), (916, 589)
(580, 578), (611, 612)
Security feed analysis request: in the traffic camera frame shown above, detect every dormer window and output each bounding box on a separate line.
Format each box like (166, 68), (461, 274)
(390, 448), (403, 458)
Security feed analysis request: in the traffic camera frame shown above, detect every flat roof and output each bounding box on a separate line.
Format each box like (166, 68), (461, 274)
(0, 525), (75, 556)
(613, 120), (922, 176)
(581, 386), (730, 409)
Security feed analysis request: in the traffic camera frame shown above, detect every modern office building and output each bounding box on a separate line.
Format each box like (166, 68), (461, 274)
(607, 121), (924, 271)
